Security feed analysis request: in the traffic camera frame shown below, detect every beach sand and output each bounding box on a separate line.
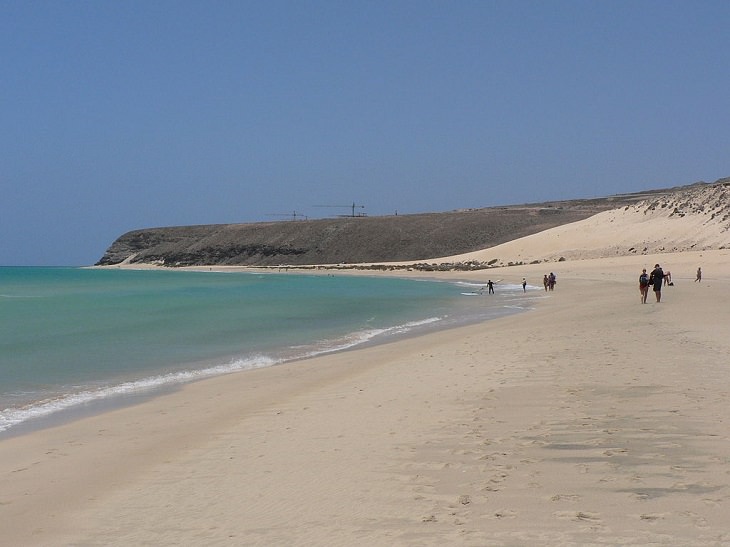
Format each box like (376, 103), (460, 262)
(2, 248), (729, 545)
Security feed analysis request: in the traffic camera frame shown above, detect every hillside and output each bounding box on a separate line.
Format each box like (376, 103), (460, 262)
(96, 180), (728, 268)
(438, 178), (730, 267)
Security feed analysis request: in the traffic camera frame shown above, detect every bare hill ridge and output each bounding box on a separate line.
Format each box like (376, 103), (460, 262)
(96, 179), (729, 268)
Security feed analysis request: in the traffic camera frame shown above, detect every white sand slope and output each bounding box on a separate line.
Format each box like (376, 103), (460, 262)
(439, 182), (730, 266)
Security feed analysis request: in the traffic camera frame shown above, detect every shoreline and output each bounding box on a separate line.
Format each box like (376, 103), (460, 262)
(2, 250), (729, 545)
(0, 271), (531, 440)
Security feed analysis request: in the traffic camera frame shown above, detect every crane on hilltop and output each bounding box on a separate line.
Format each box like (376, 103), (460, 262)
(313, 202), (366, 217)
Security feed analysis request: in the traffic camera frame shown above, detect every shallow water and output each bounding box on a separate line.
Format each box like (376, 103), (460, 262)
(0, 267), (536, 434)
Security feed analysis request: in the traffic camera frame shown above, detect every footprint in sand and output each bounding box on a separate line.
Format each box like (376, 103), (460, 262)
(701, 497), (724, 507)
(458, 494), (471, 505)
(488, 472), (509, 484)
(492, 509), (517, 519)
(681, 511), (709, 528)
(639, 513), (664, 522)
(603, 447), (628, 456)
(575, 463), (590, 474)
(550, 494), (581, 502)
(554, 510), (602, 523)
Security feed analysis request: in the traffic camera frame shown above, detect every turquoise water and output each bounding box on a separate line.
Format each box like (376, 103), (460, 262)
(0, 267), (532, 434)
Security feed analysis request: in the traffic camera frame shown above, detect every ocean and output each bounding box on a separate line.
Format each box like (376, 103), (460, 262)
(0, 267), (535, 436)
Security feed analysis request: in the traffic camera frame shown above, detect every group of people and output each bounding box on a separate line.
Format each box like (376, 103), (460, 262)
(543, 273), (556, 291)
(481, 277), (535, 294)
(479, 263), (702, 305)
(638, 264), (702, 303)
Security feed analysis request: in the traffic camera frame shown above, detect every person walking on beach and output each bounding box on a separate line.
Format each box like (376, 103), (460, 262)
(487, 279), (494, 294)
(543, 274), (549, 291)
(695, 267), (702, 282)
(522, 278), (527, 292)
(548, 272), (556, 291)
(649, 264), (664, 303)
(639, 268), (650, 304)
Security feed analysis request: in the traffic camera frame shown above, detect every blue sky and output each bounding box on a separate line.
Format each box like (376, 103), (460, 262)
(2, 1), (728, 266)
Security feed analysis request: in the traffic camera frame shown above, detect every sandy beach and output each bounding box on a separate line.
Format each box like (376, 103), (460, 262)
(2, 246), (729, 545)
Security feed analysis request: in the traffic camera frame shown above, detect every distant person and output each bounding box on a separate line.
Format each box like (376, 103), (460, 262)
(695, 267), (702, 282)
(663, 270), (672, 286)
(487, 279), (495, 294)
(543, 274), (549, 292)
(649, 264), (664, 302)
(548, 272), (556, 291)
(639, 268), (650, 304)
(522, 278), (527, 292)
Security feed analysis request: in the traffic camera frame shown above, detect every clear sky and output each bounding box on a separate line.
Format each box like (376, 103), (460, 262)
(2, 1), (728, 266)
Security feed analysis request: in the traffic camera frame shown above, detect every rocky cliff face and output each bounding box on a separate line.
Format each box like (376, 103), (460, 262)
(96, 183), (721, 267)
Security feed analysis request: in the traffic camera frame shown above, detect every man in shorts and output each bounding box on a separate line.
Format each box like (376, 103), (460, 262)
(650, 264), (664, 303)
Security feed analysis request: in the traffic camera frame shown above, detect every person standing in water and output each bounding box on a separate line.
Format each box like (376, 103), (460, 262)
(522, 278), (527, 292)
(487, 279), (495, 294)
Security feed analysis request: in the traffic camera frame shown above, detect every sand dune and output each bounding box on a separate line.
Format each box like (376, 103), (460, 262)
(439, 182), (730, 266)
